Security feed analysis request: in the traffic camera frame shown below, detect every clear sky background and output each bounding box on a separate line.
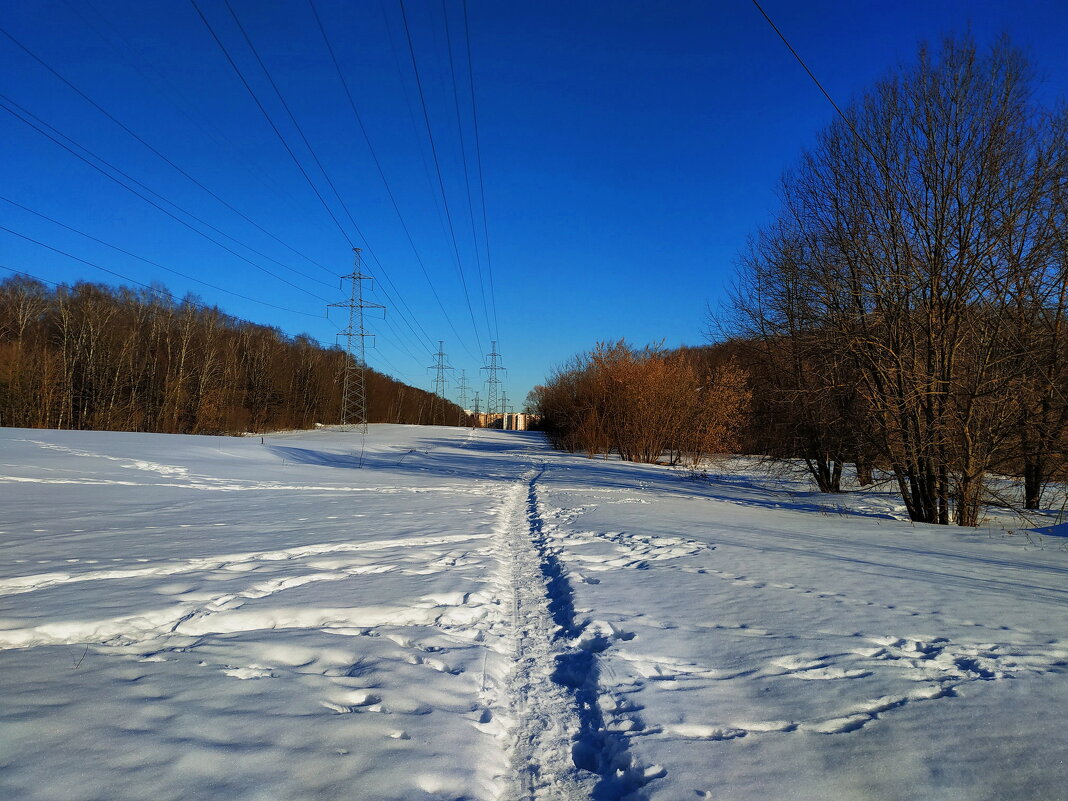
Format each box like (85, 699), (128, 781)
(3, 0), (1067, 409)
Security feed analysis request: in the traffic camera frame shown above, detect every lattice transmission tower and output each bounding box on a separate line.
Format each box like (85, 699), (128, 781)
(499, 391), (515, 429)
(481, 341), (505, 418)
(427, 341), (453, 424)
(455, 369), (471, 425)
(328, 248), (383, 431)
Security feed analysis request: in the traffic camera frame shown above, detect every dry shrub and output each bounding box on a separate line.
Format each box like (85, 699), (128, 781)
(531, 340), (750, 466)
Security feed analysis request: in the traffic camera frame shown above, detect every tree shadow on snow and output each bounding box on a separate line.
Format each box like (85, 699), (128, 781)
(548, 458), (899, 522)
(264, 430), (549, 484)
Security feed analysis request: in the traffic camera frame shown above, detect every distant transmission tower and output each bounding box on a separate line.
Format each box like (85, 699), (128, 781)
(481, 340), (505, 417)
(328, 248), (383, 431)
(456, 369), (471, 425)
(427, 340), (453, 424)
(472, 391), (481, 416)
(500, 391), (515, 429)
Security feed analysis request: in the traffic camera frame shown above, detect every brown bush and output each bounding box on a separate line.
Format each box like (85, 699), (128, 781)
(531, 340), (750, 466)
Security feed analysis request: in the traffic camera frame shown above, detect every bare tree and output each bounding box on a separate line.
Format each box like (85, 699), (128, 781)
(734, 36), (1067, 525)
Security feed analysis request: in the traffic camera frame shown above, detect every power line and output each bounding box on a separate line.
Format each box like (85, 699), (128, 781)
(455, 369), (471, 425)
(0, 242), (170, 299)
(0, 94), (332, 301)
(441, 0), (492, 341)
(366, 345), (406, 381)
(379, 5), (483, 365)
(220, 0), (377, 254)
(427, 339), (454, 422)
(382, 10), (449, 232)
(325, 315), (420, 384)
(382, 5), (457, 258)
(428, 341), (453, 395)
(308, 0), (473, 359)
(66, 0), (337, 275)
(0, 21), (335, 282)
(5, 4), (500, 390)
(456, 368), (470, 408)
(372, 307), (435, 372)
(0, 239), (317, 320)
(0, 198), (326, 317)
(749, 0), (896, 187)
(398, 0), (485, 359)
(2, 261), (449, 397)
(749, 1), (850, 123)
(3, 240), (434, 401)
(224, 0), (463, 376)
(0, 93), (334, 290)
(189, 0), (354, 249)
(462, 0), (500, 345)
(215, 0), (456, 371)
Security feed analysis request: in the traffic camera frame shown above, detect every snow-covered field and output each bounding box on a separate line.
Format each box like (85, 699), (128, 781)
(1, 425), (1066, 801)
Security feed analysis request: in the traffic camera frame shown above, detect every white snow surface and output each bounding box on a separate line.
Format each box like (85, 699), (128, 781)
(1, 425), (1066, 801)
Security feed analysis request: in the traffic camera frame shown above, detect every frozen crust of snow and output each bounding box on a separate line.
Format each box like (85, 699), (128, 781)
(1, 426), (1066, 800)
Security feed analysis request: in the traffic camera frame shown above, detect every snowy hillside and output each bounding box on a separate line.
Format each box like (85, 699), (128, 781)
(1, 425), (1066, 800)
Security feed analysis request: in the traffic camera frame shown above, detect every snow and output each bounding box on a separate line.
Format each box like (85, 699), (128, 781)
(1, 425), (1066, 800)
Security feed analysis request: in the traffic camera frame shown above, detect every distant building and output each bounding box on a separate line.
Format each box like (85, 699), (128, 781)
(470, 412), (540, 430)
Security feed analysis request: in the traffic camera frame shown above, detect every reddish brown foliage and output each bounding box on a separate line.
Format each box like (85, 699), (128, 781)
(531, 340), (750, 466)
(0, 277), (462, 434)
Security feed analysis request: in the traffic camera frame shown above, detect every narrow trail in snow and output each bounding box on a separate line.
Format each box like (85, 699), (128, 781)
(495, 463), (653, 801)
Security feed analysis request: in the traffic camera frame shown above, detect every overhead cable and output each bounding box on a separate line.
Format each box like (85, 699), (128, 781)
(308, 0), (471, 357)
(189, 0), (355, 249)
(442, 0), (493, 342)
(398, 0), (485, 359)
(0, 22), (337, 282)
(0, 234), (328, 328)
(0, 94), (331, 301)
(462, 0), (501, 345)
(0, 196), (325, 318)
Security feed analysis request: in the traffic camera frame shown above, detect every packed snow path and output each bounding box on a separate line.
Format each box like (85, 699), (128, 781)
(1, 425), (1066, 801)
(491, 465), (651, 800)
(496, 465), (591, 799)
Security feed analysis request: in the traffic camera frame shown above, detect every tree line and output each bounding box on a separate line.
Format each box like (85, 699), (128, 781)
(726, 36), (1068, 525)
(529, 340), (750, 468)
(533, 38), (1067, 528)
(0, 276), (464, 434)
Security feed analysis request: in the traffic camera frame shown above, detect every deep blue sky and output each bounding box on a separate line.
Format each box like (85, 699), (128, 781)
(3, 1), (1067, 408)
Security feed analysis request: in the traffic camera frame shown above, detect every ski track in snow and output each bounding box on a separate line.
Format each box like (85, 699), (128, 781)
(0, 529), (499, 650)
(489, 464), (659, 800)
(2, 433), (666, 799)
(0, 472), (490, 494)
(538, 491), (1068, 750)
(0, 532), (490, 599)
(3, 428), (1068, 800)
(607, 631), (1068, 740)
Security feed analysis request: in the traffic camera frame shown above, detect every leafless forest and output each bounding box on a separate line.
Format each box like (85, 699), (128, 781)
(0, 277), (462, 434)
